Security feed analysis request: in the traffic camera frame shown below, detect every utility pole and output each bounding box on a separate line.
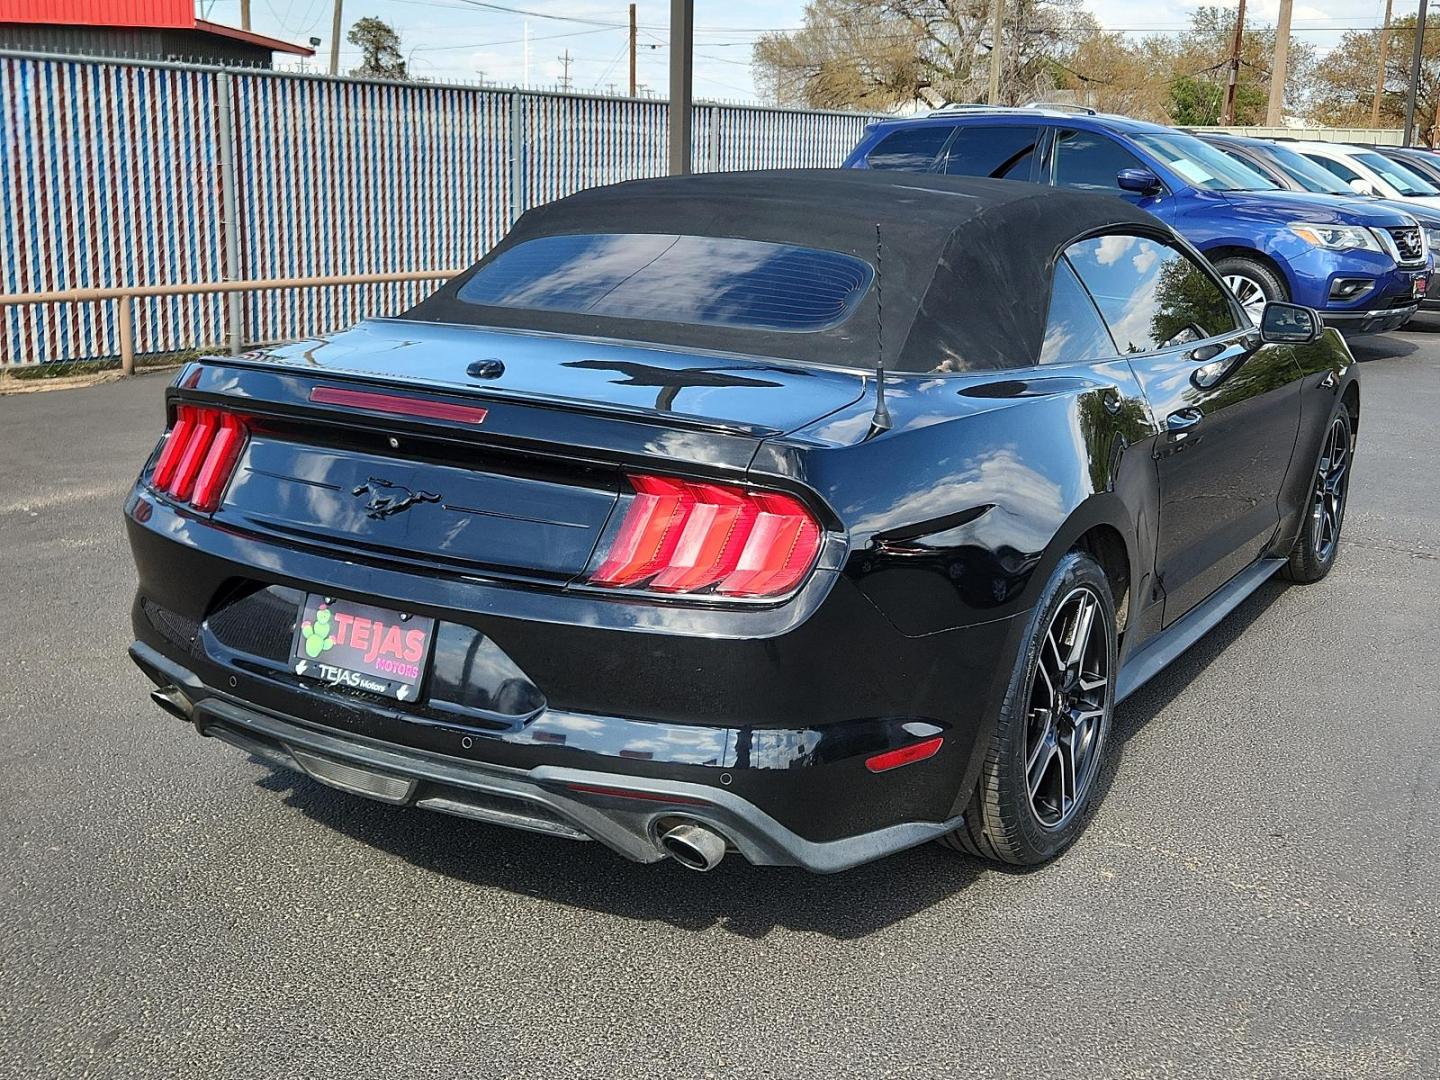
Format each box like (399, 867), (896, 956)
(1220, 0), (1247, 125)
(1405, 0), (1429, 144)
(629, 3), (638, 97)
(240, 0), (250, 31)
(1373, 0), (1395, 128)
(988, 0), (1004, 105)
(558, 50), (572, 92)
(1265, 0), (1292, 126)
(329, 0), (343, 76)
(668, 0), (694, 175)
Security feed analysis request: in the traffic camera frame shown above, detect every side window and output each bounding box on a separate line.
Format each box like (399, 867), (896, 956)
(1054, 129), (1147, 193)
(1039, 259), (1117, 364)
(941, 125), (1041, 181)
(1066, 233), (1241, 354)
(1306, 154), (1362, 184)
(865, 126), (953, 172)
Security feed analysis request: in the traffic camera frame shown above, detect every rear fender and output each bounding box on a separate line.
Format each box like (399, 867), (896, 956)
(753, 362), (1160, 640)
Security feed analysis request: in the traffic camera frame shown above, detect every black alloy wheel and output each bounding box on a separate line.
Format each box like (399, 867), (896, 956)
(943, 550), (1117, 865)
(1024, 586), (1110, 830)
(1283, 407), (1353, 583)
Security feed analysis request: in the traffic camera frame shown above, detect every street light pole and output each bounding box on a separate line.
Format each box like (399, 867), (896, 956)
(1220, 0), (1247, 125)
(1373, 0), (1395, 128)
(329, 0), (343, 77)
(1405, 0), (1429, 145)
(987, 0), (1004, 105)
(668, 0), (693, 175)
(1265, 0), (1293, 126)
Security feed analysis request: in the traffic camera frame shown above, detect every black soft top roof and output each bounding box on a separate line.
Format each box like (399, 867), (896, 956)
(402, 169), (1161, 372)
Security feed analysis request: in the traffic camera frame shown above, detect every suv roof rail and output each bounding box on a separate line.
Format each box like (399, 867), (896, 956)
(928, 103), (1012, 113)
(1021, 101), (1097, 115)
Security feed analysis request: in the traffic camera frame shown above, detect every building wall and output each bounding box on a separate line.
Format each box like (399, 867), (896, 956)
(0, 24), (275, 66)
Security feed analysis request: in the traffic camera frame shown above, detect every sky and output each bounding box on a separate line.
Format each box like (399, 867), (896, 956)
(200, 0), (1409, 103)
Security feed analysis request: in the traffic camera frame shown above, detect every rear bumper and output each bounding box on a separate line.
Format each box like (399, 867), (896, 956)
(131, 642), (964, 872)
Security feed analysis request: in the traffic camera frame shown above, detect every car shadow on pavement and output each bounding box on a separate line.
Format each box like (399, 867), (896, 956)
(1099, 577), (1287, 797)
(246, 578), (1287, 941)
(1347, 335), (1417, 363)
(262, 764), (989, 940)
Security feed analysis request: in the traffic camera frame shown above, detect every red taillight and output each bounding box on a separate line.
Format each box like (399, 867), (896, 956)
(589, 474), (823, 598)
(865, 736), (944, 773)
(150, 405), (248, 513)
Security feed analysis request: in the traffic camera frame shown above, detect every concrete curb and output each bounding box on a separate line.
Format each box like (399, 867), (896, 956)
(0, 365), (182, 396)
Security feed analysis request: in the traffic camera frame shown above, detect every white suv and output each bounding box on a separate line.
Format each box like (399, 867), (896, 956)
(1289, 140), (1440, 211)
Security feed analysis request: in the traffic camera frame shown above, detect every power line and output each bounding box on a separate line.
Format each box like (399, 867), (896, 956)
(410, 25), (618, 52)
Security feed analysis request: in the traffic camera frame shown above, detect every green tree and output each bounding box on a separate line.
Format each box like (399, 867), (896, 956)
(348, 16), (408, 80)
(1169, 73), (1263, 125)
(1061, 6), (1314, 123)
(1309, 15), (1440, 134)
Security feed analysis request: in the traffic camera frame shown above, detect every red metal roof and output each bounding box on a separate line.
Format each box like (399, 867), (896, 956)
(0, 1), (316, 55)
(0, 0), (194, 28)
(194, 19), (314, 56)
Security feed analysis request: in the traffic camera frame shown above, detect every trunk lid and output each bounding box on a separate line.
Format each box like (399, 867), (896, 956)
(244, 318), (866, 436)
(176, 320), (862, 584)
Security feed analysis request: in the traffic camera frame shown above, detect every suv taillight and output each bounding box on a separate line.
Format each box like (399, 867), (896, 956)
(588, 474), (823, 598)
(150, 405), (247, 513)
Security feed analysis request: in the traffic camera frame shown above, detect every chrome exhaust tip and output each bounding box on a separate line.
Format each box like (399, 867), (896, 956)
(150, 685), (193, 722)
(659, 822), (727, 872)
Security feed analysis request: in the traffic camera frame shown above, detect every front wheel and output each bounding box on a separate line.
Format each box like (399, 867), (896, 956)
(1212, 255), (1288, 326)
(1282, 407), (1353, 583)
(941, 551), (1117, 866)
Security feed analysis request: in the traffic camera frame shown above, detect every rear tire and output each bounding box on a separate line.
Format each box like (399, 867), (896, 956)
(1212, 255), (1288, 326)
(941, 551), (1117, 866)
(1282, 407), (1353, 584)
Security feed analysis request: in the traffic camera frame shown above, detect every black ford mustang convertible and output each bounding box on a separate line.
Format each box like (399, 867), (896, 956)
(126, 171), (1357, 872)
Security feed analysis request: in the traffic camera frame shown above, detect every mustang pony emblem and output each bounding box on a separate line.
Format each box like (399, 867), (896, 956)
(351, 478), (441, 519)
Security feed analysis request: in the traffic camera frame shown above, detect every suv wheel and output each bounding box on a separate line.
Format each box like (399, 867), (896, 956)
(1212, 255), (1288, 324)
(941, 551), (1117, 866)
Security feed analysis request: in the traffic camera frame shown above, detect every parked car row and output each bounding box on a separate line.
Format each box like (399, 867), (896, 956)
(842, 105), (1438, 335)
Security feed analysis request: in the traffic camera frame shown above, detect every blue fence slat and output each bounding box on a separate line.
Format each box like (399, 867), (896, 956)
(0, 53), (882, 366)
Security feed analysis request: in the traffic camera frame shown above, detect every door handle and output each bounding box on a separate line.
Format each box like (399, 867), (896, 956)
(1166, 407), (1204, 433)
(1188, 342), (1251, 389)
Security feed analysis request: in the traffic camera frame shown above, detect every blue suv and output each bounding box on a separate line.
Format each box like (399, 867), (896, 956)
(843, 107), (1429, 333)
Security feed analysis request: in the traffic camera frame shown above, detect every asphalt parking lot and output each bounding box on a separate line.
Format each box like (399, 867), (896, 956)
(1, 325), (1438, 1080)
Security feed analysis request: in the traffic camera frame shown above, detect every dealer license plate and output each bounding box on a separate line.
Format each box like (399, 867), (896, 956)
(290, 594), (434, 701)
(1415, 275), (1429, 298)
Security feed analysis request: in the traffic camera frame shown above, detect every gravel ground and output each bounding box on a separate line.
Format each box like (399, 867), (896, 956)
(1, 325), (1437, 1080)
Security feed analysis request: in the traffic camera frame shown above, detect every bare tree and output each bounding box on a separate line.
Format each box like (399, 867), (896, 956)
(753, 0), (1095, 110)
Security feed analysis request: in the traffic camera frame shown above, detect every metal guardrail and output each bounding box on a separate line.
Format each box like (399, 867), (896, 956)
(0, 269), (463, 375)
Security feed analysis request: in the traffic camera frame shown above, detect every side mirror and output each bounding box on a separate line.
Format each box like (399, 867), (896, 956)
(1348, 177), (1376, 196)
(1117, 168), (1162, 195)
(1259, 301), (1323, 344)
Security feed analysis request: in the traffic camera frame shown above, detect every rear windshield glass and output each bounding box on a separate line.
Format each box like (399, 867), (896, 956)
(1130, 132), (1279, 191)
(1354, 151), (1440, 195)
(457, 233), (874, 333)
(1257, 142), (1353, 194)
